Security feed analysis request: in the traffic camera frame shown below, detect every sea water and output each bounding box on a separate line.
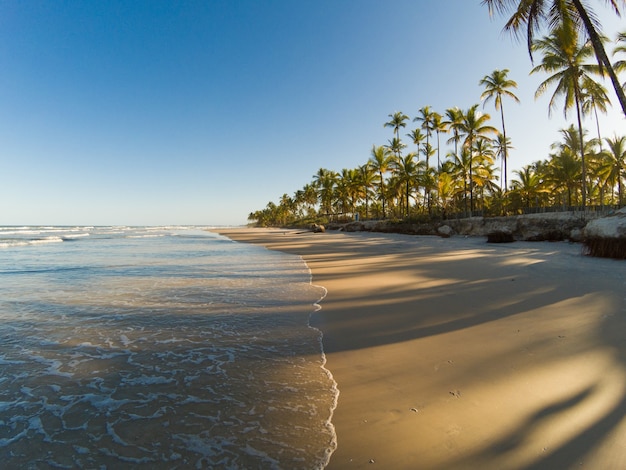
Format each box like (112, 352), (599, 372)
(0, 226), (337, 469)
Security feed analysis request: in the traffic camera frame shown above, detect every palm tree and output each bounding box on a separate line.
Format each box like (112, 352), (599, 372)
(436, 171), (457, 216)
(472, 138), (498, 212)
(458, 104), (498, 214)
(546, 147), (583, 207)
(369, 145), (394, 218)
(384, 112), (410, 145)
(479, 69), (520, 191)
(450, 147), (473, 214)
(492, 132), (514, 190)
(511, 165), (547, 209)
(406, 128), (426, 159)
(431, 112), (446, 169)
(580, 77), (611, 150)
(420, 143), (436, 209)
(313, 168), (338, 218)
(414, 106), (436, 169)
(530, 22), (602, 207)
(482, 0), (626, 117)
(392, 152), (424, 218)
(385, 137), (406, 159)
(336, 168), (362, 216)
(600, 134), (626, 205)
(443, 107), (464, 163)
(359, 163), (377, 219)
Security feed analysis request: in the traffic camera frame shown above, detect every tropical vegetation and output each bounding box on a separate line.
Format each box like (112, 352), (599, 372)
(248, 3), (626, 227)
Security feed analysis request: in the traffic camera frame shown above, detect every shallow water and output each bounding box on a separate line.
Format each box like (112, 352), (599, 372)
(0, 226), (336, 469)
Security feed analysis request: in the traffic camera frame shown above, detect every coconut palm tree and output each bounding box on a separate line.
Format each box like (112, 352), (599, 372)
(420, 143), (436, 209)
(385, 137), (407, 159)
(472, 138), (498, 212)
(479, 69), (520, 191)
(443, 107), (464, 163)
(414, 106), (437, 169)
(530, 21), (602, 207)
(384, 112), (410, 145)
(406, 128), (426, 159)
(580, 77), (611, 150)
(492, 132), (514, 190)
(431, 112), (446, 169)
(458, 104), (498, 214)
(600, 134), (626, 205)
(392, 152), (424, 218)
(359, 163), (377, 219)
(336, 168), (362, 216)
(313, 168), (338, 218)
(482, 0), (626, 117)
(369, 145), (394, 218)
(511, 165), (547, 209)
(450, 147), (473, 214)
(436, 170), (457, 216)
(546, 147), (583, 207)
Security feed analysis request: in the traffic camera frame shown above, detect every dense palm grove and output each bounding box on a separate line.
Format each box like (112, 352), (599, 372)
(249, 2), (626, 227)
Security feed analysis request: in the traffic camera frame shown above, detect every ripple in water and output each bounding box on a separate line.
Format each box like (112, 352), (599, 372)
(0, 227), (337, 468)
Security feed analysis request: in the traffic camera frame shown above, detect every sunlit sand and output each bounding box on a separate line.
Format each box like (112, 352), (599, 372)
(216, 228), (626, 469)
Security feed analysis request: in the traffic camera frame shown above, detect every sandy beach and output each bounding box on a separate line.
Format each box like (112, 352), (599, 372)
(214, 228), (626, 469)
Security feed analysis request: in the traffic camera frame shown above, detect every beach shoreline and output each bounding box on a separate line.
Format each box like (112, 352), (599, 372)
(213, 228), (626, 469)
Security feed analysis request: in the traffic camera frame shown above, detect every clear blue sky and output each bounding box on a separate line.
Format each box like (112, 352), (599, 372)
(1, 0), (624, 226)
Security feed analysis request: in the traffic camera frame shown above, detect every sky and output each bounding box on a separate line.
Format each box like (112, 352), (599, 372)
(1, 0), (624, 226)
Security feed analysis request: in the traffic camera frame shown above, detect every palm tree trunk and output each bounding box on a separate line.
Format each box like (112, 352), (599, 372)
(469, 163), (474, 215)
(572, 0), (626, 118)
(500, 103), (508, 191)
(575, 90), (587, 209)
(379, 171), (386, 218)
(594, 106), (602, 152)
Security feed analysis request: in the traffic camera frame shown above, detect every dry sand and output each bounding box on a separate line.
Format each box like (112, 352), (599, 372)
(214, 228), (626, 469)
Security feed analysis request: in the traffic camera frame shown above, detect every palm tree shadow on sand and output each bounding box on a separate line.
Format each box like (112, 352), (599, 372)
(443, 297), (626, 470)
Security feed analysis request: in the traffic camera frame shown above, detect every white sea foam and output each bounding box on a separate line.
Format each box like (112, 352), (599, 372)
(0, 236), (64, 248)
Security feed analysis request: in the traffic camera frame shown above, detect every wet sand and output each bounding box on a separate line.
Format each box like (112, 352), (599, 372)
(214, 228), (626, 469)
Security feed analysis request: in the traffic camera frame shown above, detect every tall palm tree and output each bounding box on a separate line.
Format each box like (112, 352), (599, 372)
(482, 0), (626, 117)
(385, 137), (406, 159)
(431, 112), (446, 169)
(479, 69), (520, 191)
(414, 106), (436, 170)
(600, 134), (626, 205)
(531, 21), (602, 207)
(384, 112), (410, 145)
(369, 145), (394, 218)
(443, 107), (464, 163)
(392, 152), (424, 218)
(406, 128), (426, 158)
(458, 104), (498, 214)
(492, 132), (514, 190)
(359, 163), (377, 219)
(580, 77), (611, 150)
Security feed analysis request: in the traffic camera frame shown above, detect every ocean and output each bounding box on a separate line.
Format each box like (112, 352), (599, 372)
(0, 226), (337, 469)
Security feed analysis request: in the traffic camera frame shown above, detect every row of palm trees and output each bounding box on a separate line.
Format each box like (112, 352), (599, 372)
(249, 124), (625, 227)
(248, 2), (626, 227)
